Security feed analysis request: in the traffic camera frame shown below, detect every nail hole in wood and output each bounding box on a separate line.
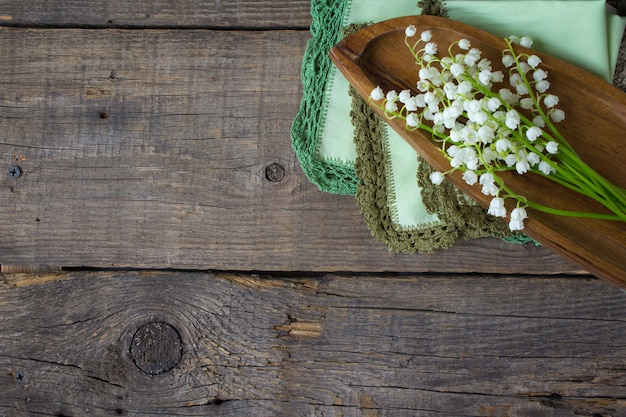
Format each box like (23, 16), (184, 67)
(129, 321), (182, 375)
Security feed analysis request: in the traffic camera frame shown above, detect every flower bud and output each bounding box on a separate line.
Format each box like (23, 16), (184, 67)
(406, 113), (419, 127)
(516, 160), (530, 175)
(544, 94), (559, 108)
(538, 160), (555, 175)
(520, 36), (533, 47)
(546, 141), (559, 154)
(535, 80), (550, 93)
(549, 108), (565, 123)
(526, 126), (542, 142)
(502, 54), (515, 68)
(533, 69), (548, 81)
(370, 86), (384, 101)
(527, 55), (542, 68)
(425, 42), (438, 55)
(398, 89), (412, 103)
(429, 171), (445, 185)
(488, 197), (507, 217)
(463, 170), (478, 185)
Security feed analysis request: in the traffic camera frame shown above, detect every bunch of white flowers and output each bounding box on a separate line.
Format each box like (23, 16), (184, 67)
(369, 26), (626, 231)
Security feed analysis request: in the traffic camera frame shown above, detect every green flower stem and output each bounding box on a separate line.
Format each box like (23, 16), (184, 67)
(525, 201), (624, 221)
(406, 38), (422, 63)
(554, 149), (626, 218)
(544, 169), (626, 221)
(550, 162), (626, 221)
(495, 176), (624, 221)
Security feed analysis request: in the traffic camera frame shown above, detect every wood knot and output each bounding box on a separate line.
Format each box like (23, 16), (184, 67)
(129, 322), (182, 375)
(265, 163), (285, 182)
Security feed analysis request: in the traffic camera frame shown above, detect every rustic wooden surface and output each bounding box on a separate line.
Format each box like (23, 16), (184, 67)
(0, 2), (625, 416)
(0, 1), (312, 28)
(0, 3), (584, 274)
(1, 271), (625, 417)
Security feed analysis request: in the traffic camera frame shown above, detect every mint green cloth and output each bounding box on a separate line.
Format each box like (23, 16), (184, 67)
(319, 0), (625, 228)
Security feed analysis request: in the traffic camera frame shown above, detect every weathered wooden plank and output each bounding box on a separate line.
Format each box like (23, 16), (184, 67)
(0, 265), (61, 274)
(0, 0), (312, 28)
(0, 271), (624, 416)
(0, 28), (582, 274)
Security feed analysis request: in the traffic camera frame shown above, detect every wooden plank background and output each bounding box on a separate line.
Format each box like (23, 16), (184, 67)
(0, 1), (625, 416)
(0, 22), (581, 273)
(1, 271), (625, 416)
(0, 1), (312, 28)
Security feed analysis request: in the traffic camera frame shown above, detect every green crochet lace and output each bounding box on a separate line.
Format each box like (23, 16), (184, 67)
(351, 84), (516, 253)
(291, 0), (357, 195)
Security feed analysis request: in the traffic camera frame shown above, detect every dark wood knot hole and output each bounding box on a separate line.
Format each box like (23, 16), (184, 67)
(265, 163), (285, 182)
(129, 321), (182, 375)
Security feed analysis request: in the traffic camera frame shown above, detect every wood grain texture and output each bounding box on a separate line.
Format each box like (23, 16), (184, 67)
(0, 28), (580, 274)
(0, 271), (624, 416)
(0, 0), (312, 28)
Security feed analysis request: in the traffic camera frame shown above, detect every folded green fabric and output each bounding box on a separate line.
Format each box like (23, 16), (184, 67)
(291, 0), (355, 195)
(292, 0), (626, 251)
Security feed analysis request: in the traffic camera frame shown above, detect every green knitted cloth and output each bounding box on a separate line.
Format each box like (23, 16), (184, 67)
(291, 0), (626, 252)
(291, 0), (356, 195)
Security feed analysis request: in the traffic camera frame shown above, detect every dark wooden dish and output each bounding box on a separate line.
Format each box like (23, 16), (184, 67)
(330, 15), (626, 288)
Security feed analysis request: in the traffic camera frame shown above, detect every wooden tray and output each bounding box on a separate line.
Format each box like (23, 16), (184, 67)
(330, 16), (626, 288)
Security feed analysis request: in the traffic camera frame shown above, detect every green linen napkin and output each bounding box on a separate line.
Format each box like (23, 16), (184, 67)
(292, 0), (626, 252)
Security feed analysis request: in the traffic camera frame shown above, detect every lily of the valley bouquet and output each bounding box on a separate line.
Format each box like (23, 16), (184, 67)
(369, 25), (626, 231)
